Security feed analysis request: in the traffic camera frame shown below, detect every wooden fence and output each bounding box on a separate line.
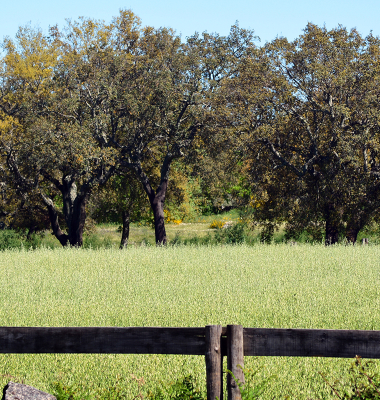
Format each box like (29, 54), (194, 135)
(1, 325), (380, 400)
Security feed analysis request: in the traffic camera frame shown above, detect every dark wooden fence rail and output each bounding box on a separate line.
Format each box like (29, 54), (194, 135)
(1, 325), (380, 400)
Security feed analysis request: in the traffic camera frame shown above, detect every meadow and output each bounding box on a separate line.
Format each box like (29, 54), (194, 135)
(0, 243), (380, 399)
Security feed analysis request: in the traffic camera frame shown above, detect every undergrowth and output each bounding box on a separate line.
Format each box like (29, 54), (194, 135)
(48, 358), (380, 400)
(0, 229), (44, 251)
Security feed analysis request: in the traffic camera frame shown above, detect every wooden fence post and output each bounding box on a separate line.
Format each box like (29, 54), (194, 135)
(227, 325), (244, 400)
(205, 325), (223, 400)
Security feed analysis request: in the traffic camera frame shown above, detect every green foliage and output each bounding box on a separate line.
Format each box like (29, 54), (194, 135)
(163, 163), (205, 223)
(51, 380), (85, 400)
(170, 231), (213, 246)
(82, 233), (114, 249)
(320, 357), (380, 399)
(232, 23), (380, 245)
(170, 223), (247, 246)
(51, 374), (205, 400)
(284, 221), (326, 244)
(227, 364), (275, 400)
(51, 374), (146, 399)
(0, 229), (43, 251)
(214, 223), (246, 244)
(90, 173), (150, 226)
(148, 375), (204, 400)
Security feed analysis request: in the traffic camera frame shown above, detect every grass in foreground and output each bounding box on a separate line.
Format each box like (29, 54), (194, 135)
(0, 244), (380, 398)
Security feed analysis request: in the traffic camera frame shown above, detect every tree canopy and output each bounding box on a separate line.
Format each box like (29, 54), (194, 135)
(1, 16), (380, 246)
(228, 24), (380, 244)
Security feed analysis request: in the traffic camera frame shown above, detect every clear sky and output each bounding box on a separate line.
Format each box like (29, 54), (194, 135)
(1, 0), (379, 44)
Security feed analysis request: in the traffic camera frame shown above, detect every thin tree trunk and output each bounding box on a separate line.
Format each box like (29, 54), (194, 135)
(120, 210), (130, 249)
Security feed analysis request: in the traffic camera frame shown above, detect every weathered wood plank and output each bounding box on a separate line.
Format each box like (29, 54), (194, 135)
(205, 325), (223, 400)
(0, 327), (206, 355)
(2, 326), (380, 359)
(244, 328), (380, 358)
(227, 325), (244, 400)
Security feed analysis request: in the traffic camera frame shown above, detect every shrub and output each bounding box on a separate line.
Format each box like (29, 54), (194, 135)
(320, 356), (380, 399)
(83, 234), (114, 249)
(148, 375), (204, 400)
(0, 229), (43, 251)
(209, 220), (225, 229)
(227, 363), (275, 400)
(214, 223), (246, 244)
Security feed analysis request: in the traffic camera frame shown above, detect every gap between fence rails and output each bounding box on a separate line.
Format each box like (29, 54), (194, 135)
(1, 325), (380, 400)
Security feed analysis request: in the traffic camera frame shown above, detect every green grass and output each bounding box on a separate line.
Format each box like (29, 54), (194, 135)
(0, 244), (380, 398)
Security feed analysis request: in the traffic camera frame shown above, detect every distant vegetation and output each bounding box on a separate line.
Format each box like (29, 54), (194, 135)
(1, 12), (380, 247)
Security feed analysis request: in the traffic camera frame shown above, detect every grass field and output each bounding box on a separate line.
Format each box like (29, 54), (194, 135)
(0, 244), (380, 398)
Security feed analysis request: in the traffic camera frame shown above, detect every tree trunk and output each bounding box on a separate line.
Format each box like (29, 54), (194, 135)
(41, 186), (89, 247)
(150, 192), (167, 245)
(67, 194), (88, 247)
(345, 212), (367, 245)
(133, 159), (171, 246)
(324, 204), (340, 245)
(41, 194), (69, 246)
(325, 220), (339, 245)
(345, 225), (360, 245)
(120, 210), (130, 249)
(26, 225), (36, 240)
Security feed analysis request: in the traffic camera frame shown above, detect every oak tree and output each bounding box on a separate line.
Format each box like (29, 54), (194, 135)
(230, 24), (380, 244)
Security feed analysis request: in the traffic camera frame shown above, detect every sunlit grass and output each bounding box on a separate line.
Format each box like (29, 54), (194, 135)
(0, 244), (379, 398)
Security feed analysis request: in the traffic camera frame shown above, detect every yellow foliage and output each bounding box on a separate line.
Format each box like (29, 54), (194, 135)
(163, 210), (182, 224)
(209, 220), (225, 229)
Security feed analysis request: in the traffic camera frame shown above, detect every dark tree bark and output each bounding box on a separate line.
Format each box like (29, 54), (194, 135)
(325, 219), (340, 245)
(345, 224), (361, 245)
(149, 180), (168, 245)
(67, 193), (89, 247)
(345, 210), (369, 245)
(40, 166), (114, 247)
(59, 176), (89, 246)
(41, 191), (89, 247)
(40, 174), (90, 247)
(120, 210), (130, 249)
(324, 204), (341, 245)
(130, 155), (174, 245)
(41, 193), (69, 246)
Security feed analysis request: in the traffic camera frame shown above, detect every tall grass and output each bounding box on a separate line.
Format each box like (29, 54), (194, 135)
(0, 244), (379, 398)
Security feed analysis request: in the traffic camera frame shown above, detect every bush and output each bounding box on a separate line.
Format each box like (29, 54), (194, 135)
(0, 229), (43, 251)
(171, 225), (247, 246)
(83, 234), (114, 249)
(214, 223), (246, 244)
(320, 356), (380, 399)
(209, 220), (225, 229)
(227, 364), (275, 400)
(149, 375), (204, 400)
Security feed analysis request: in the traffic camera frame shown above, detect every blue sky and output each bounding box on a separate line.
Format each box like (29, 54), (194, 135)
(1, 0), (379, 44)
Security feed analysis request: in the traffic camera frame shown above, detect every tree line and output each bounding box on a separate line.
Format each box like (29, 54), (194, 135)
(1, 11), (380, 246)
